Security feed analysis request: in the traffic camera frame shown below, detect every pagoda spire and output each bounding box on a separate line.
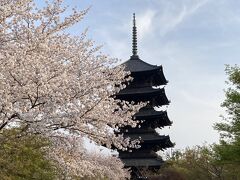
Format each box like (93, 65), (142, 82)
(131, 13), (138, 58)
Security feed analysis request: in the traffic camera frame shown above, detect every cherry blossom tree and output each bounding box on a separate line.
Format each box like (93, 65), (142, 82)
(50, 136), (131, 179)
(0, 0), (143, 178)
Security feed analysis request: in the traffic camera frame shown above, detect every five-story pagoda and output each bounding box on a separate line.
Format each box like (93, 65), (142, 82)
(115, 14), (173, 176)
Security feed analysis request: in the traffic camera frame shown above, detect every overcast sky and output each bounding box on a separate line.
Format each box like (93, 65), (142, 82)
(38, 0), (240, 149)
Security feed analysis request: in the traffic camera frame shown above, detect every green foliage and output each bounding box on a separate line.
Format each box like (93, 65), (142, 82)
(214, 65), (240, 165)
(0, 128), (57, 180)
(215, 65), (240, 138)
(161, 145), (240, 180)
(164, 146), (222, 180)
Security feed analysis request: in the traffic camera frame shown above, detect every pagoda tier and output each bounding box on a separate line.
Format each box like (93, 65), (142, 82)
(119, 149), (158, 159)
(120, 127), (156, 134)
(123, 133), (173, 151)
(119, 150), (164, 167)
(124, 57), (168, 87)
(134, 108), (172, 128)
(119, 107), (172, 129)
(121, 158), (164, 167)
(115, 87), (169, 106)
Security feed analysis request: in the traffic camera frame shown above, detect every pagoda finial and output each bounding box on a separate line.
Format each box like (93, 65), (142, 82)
(132, 13), (138, 58)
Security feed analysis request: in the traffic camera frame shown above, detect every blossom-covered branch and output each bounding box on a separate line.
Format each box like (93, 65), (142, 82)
(0, 0), (144, 178)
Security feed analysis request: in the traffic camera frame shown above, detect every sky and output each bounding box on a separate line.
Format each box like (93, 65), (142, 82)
(38, 0), (240, 150)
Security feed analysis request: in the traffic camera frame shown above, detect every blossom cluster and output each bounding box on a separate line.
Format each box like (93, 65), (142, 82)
(0, 0), (144, 178)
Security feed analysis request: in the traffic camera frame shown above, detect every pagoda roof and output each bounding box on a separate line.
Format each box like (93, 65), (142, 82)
(123, 56), (161, 73)
(117, 86), (164, 96)
(133, 108), (172, 127)
(124, 133), (173, 151)
(135, 108), (166, 119)
(126, 132), (168, 142)
(116, 87), (169, 106)
(121, 157), (164, 167)
(141, 118), (172, 129)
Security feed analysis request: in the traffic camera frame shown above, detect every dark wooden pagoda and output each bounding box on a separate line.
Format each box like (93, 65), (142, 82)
(115, 14), (173, 178)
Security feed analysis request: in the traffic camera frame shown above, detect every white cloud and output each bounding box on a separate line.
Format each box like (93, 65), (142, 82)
(157, 0), (211, 36)
(137, 9), (156, 40)
(114, 9), (156, 41)
(94, 9), (157, 60)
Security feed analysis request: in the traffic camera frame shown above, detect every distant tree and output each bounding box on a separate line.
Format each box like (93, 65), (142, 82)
(155, 145), (240, 180)
(214, 65), (240, 165)
(0, 0), (143, 178)
(0, 128), (57, 180)
(164, 146), (225, 180)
